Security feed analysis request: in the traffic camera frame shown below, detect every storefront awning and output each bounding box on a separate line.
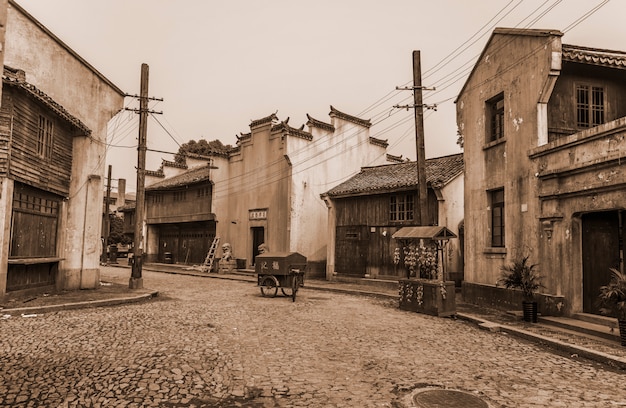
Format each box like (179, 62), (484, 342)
(392, 226), (457, 241)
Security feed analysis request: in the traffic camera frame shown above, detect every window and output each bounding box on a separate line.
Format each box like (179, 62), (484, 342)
(390, 194), (414, 222)
(173, 191), (187, 202)
(197, 186), (210, 197)
(487, 93), (504, 142)
(576, 84), (604, 128)
(490, 189), (505, 247)
(150, 194), (163, 204)
(38, 115), (53, 158)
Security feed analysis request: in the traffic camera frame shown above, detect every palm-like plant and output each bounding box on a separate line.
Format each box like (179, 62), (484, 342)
(599, 268), (626, 320)
(499, 256), (543, 301)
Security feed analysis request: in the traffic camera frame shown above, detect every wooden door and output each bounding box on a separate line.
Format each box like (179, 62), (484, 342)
(251, 227), (265, 265)
(335, 226), (368, 276)
(582, 211), (622, 314)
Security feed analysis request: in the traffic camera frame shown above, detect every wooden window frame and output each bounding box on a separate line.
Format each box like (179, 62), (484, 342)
(173, 191), (187, 202)
(37, 114), (54, 159)
(487, 93), (505, 143)
(576, 83), (605, 129)
(490, 188), (505, 248)
(390, 194), (414, 222)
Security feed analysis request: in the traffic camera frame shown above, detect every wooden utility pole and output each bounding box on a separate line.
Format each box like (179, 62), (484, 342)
(130, 63), (149, 289)
(413, 50), (429, 226)
(394, 51), (436, 226)
(103, 164), (112, 264)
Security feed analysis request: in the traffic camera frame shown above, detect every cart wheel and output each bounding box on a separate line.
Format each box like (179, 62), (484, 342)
(281, 287), (293, 297)
(291, 274), (299, 302)
(260, 276), (278, 298)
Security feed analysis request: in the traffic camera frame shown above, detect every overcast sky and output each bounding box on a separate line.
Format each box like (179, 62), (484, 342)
(15, 0), (624, 192)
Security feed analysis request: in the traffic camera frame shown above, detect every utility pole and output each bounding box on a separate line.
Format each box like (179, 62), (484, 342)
(103, 164), (112, 264)
(412, 50), (429, 226)
(130, 63), (148, 289)
(126, 64), (163, 289)
(394, 50), (436, 226)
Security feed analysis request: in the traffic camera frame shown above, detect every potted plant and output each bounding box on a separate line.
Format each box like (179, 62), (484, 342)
(498, 255), (543, 322)
(598, 268), (626, 346)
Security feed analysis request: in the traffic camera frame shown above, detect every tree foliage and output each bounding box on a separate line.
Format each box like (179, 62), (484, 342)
(174, 139), (232, 164)
(107, 215), (132, 245)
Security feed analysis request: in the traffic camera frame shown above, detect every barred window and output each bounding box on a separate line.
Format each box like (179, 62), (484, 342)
(490, 188), (505, 247)
(390, 194), (414, 222)
(38, 115), (53, 159)
(13, 192), (59, 216)
(576, 85), (604, 128)
(487, 93), (504, 142)
(173, 191), (187, 202)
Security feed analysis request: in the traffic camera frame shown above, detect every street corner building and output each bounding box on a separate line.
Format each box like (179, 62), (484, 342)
(0, 0), (125, 299)
(456, 27), (626, 317)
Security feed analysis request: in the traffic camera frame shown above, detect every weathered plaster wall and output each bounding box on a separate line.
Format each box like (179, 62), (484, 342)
(437, 174), (464, 277)
(456, 31), (561, 289)
(530, 118), (626, 312)
(288, 117), (388, 269)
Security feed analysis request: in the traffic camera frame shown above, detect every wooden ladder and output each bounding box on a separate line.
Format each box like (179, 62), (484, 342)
(202, 236), (220, 272)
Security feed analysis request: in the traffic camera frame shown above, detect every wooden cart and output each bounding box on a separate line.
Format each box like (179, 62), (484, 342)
(255, 252), (307, 302)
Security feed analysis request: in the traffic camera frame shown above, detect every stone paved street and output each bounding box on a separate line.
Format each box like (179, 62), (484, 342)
(1, 267), (625, 407)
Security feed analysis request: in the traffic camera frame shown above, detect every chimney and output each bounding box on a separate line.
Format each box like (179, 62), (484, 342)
(118, 178), (126, 205)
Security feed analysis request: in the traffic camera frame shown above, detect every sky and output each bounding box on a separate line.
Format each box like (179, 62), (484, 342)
(14, 0), (625, 192)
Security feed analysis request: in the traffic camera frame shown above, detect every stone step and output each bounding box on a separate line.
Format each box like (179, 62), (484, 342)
(539, 315), (621, 342)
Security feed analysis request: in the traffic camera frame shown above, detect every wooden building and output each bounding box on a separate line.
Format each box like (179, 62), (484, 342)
(457, 28), (626, 316)
(0, 66), (90, 292)
(144, 163), (216, 265)
(0, 1), (125, 298)
(321, 153), (464, 281)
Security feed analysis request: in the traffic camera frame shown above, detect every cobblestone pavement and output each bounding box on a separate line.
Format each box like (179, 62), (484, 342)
(1, 267), (625, 408)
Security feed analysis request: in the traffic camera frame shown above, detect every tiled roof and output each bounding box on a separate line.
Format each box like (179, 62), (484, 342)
(562, 44), (626, 70)
(162, 159), (187, 170)
(386, 153), (406, 164)
(324, 153), (463, 197)
(3, 66), (91, 135)
(306, 114), (335, 132)
(249, 113), (278, 129)
(271, 120), (313, 141)
(329, 105), (371, 128)
(146, 165), (211, 191)
(369, 137), (388, 148)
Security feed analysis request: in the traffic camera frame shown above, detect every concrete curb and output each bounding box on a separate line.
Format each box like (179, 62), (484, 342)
(1, 291), (159, 316)
(456, 312), (626, 370)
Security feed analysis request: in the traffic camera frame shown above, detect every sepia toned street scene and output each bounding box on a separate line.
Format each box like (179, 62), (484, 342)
(2, 0), (626, 407)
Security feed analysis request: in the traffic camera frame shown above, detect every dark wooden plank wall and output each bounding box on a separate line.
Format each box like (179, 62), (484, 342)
(335, 191), (438, 227)
(0, 93), (11, 174)
(333, 191), (438, 278)
(4, 87), (74, 196)
(6, 262), (57, 291)
(10, 210), (58, 257)
(147, 184), (212, 223)
(157, 221), (215, 264)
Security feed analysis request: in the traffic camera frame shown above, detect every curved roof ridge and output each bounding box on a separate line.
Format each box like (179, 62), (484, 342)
(329, 105), (371, 128)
